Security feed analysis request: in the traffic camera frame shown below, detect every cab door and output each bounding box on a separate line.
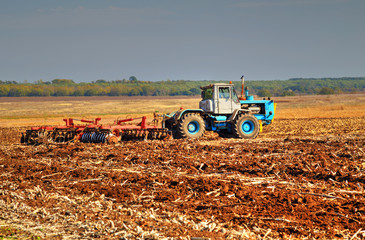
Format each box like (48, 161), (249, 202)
(217, 86), (231, 114)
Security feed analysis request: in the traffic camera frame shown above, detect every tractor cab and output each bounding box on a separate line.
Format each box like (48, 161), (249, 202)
(199, 83), (241, 114)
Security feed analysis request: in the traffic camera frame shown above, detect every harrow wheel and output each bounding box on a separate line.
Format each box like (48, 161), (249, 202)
(21, 129), (52, 145)
(106, 134), (119, 144)
(80, 129), (114, 143)
(121, 129), (170, 141)
(51, 129), (77, 143)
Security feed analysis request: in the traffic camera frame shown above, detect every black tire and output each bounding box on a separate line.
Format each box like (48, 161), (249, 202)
(176, 113), (205, 139)
(233, 114), (259, 139)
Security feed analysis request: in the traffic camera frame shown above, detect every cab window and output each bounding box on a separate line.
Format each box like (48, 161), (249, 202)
(202, 88), (213, 100)
(232, 88), (239, 103)
(219, 87), (230, 99)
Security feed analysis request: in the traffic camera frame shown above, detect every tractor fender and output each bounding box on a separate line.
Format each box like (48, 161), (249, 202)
(228, 109), (250, 122)
(175, 109), (204, 122)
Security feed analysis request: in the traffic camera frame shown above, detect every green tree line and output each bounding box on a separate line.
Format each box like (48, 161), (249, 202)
(0, 77), (364, 97)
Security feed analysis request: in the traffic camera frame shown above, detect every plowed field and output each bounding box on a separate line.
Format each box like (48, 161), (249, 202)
(0, 94), (365, 239)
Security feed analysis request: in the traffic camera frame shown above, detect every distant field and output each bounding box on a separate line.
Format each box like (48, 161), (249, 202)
(0, 93), (365, 127)
(275, 93), (365, 119)
(0, 96), (199, 127)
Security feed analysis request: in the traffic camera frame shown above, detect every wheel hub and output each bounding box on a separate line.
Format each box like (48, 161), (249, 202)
(188, 121), (199, 134)
(242, 120), (254, 134)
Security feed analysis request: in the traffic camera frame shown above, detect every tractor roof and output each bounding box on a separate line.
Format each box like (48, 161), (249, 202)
(200, 83), (233, 90)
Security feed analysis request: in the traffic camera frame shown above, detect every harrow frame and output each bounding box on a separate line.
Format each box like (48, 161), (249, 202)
(21, 116), (170, 145)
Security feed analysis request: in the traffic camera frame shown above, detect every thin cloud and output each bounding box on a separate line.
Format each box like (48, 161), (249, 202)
(0, 5), (176, 31)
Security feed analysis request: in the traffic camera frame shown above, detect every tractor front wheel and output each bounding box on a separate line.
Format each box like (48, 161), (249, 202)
(176, 113), (205, 139)
(233, 114), (259, 139)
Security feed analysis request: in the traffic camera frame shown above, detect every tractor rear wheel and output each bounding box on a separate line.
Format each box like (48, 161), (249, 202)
(233, 114), (259, 139)
(176, 113), (205, 139)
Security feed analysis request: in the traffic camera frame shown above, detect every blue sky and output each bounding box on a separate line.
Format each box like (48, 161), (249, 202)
(1, 0), (364, 82)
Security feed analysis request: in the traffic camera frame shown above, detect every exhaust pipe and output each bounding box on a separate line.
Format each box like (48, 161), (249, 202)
(240, 75), (245, 100)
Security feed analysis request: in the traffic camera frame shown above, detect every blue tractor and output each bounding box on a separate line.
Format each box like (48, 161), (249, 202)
(162, 76), (276, 139)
